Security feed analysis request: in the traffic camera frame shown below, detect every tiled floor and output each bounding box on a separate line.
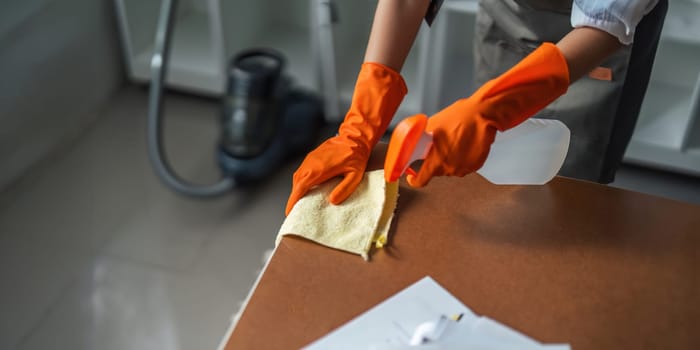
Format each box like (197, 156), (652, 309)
(1, 86), (699, 350)
(0, 87), (297, 350)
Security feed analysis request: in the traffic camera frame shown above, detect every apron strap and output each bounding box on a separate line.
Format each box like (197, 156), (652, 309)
(599, 0), (669, 182)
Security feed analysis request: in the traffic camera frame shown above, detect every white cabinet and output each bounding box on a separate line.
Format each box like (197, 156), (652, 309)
(115, 0), (224, 95)
(418, 0), (479, 115)
(623, 0), (700, 176)
(115, 0), (315, 96)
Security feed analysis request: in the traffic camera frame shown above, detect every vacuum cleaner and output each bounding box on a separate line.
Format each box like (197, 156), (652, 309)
(148, 0), (324, 196)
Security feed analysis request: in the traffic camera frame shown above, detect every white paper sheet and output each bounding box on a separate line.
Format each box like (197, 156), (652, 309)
(304, 276), (570, 350)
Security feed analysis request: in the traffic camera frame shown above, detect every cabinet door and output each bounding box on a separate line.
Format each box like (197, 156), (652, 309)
(624, 0), (700, 176)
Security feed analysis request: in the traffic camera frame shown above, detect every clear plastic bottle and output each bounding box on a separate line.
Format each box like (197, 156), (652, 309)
(477, 118), (570, 185)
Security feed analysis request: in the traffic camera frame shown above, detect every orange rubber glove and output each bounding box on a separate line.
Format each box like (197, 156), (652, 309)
(407, 42), (570, 187)
(286, 62), (407, 215)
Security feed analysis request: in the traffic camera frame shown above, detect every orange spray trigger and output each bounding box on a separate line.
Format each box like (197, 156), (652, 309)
(384, 114), (433, 182)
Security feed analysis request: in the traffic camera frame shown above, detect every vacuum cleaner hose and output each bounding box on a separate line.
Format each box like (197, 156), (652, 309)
(147, 0), (234, 197)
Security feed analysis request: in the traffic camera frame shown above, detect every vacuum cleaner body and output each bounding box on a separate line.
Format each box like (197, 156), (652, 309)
(217, 49), (323, 185)
(148, 0), (323, 196)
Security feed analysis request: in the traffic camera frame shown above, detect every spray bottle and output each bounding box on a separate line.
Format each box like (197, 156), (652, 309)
(384, 115), (570, 185)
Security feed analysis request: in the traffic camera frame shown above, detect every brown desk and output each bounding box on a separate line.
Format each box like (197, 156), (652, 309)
(225, 146), (700, 349)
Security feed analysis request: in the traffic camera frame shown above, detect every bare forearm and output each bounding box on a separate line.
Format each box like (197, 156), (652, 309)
(364, 0), (431, 72)
(556, 26), (623, 82)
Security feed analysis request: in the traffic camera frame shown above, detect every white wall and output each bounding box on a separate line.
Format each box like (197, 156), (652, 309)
(0, 0), (125, 191)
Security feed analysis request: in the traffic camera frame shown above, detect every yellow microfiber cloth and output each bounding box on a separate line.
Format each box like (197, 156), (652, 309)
(277, 169), (399, 260)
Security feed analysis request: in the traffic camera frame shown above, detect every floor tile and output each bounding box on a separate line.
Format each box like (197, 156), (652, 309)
(17, 256), (247, 350)
(2, 88), (292, 349)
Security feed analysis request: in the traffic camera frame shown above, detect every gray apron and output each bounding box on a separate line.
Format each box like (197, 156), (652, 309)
(473, 0), (667, 183)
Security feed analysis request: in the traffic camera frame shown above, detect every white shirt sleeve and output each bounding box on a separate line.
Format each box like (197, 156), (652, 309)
(571, 0), (659, 45)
